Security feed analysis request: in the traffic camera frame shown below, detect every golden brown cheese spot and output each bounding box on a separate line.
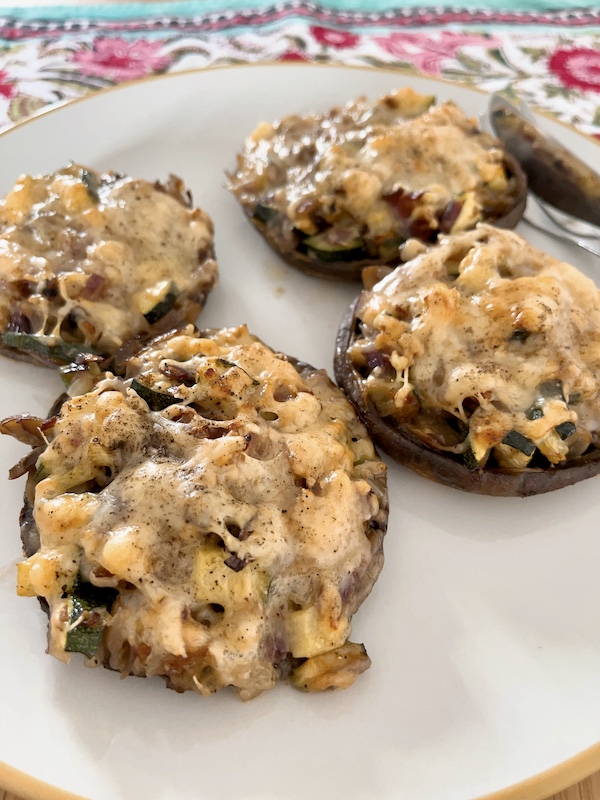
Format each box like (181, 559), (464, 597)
(229, 88), (514, 262)
(352, 225), (600, 468)
(20, 326), (386, 699)
(0, 165), (217, 353)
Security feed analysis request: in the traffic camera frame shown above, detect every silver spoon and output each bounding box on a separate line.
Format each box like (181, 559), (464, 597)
(488, 93), (600, 229)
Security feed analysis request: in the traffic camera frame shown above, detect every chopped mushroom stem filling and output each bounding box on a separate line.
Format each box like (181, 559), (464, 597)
(3, 325), (387, 700)
(0, 164), (218, 365)
(349, 225), (600, 472)
(229, 87), (525, 278)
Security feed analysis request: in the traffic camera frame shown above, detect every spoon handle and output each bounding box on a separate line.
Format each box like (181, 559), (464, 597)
(523, 216), (600, 259)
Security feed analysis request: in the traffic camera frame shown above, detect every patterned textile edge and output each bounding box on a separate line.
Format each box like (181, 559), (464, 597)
(0, 6), (598, 140)
(2, 3), (600, 38)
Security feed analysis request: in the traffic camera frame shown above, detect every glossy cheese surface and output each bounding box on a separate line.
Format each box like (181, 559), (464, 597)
(0, 165), (218, 357)
(350, 225), (600, 470)
(15, 326), (387, 699)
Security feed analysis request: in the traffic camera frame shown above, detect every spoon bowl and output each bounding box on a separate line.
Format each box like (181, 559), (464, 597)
(488, 93), (600, 228)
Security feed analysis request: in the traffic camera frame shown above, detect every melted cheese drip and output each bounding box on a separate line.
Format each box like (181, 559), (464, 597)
(23, 326), (386, 699)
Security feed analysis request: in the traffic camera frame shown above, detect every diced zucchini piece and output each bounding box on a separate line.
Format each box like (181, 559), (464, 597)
(494, 442), (533, 469)
(80, 168), (100, 203)
(290, 642), (371, 692)
(131, 379), (180, 411)
(143, 284), (178, 325)
(16, 561), (37, 597)
(135, 279), (177, 322)
(449, 192), (480, 233)
(387, 88), (435, 118)
(65, 581), (117, 659)
(556, 421), (576, 440)
(1, 332), (101, 366)
(501, 430), (536, 457)
(525, 402), (544, 421)
(303, 232), (368, 263)
(253, 204), (279, 224)
(537, 429), (569, 463)
(463, 446), (480, 471)
(194, 544), (269, 607)
(286, 604), (349, 659)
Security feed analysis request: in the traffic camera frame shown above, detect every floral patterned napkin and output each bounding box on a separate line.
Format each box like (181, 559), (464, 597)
(0, 2), (598, 138)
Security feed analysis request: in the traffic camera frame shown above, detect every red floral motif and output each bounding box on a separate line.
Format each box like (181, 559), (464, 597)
(278, 50), (309, 62)
(310, 26), (359, 49)
(373, 31), (498, 76)
(0, 70), (16, 100)
(549, 48), (600, 93)
(72, 38), (171, 82)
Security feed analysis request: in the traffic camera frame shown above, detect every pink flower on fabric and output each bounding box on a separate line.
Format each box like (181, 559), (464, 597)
(0, 70), (16, 99)
(373, 31), (496, 76)
(310, 26), (360, 49)
(549, 48), (600, 93)
(279, 50), (310, 62)
(73, 38), (171, 82)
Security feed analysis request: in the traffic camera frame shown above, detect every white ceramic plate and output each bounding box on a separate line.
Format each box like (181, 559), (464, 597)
(1, 64), (600, 800)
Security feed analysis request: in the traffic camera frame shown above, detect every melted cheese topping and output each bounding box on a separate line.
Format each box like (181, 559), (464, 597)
(18, 326), (387, 699)
(350, 225), (600, 469)
(230, 88), (514, 250)
(0, 165), (218, 354)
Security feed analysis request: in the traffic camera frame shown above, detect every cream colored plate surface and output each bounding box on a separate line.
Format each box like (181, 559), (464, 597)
(0, 65), (599, 800)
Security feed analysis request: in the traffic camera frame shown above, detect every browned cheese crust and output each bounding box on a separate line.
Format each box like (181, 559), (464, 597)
(228, 88), (527, 281)
(0, 165), (218, 368)
(335, 226), (600, 497)
(2, 325), (388, 700)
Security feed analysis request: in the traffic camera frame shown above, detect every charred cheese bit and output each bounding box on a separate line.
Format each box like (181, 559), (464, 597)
(350, 225), (600, 471)
(7, 326), (388, 700)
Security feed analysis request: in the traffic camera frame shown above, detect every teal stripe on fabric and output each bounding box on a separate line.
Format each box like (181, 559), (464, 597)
(2, 0), (599, 21)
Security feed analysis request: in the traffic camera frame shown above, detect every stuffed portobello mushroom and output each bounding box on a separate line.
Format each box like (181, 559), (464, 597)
(0, 164), (218, 368)
(2, 325), (388, 700)
(335, 225), (600, 497)
(228, 88), (527, 281)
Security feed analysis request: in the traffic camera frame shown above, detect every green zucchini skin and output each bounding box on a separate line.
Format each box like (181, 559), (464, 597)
(143, 291), (178, 325)
(501, 430), (536, 457)
(65, 581), (118, 659)
(243, 202), (396, 281)
(2, 331), (102, 363)
(130, 378), (181, 411)
(0, 332), (104, 369)
(335, 296), (600, 497)
(236, 151), (527, 283)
